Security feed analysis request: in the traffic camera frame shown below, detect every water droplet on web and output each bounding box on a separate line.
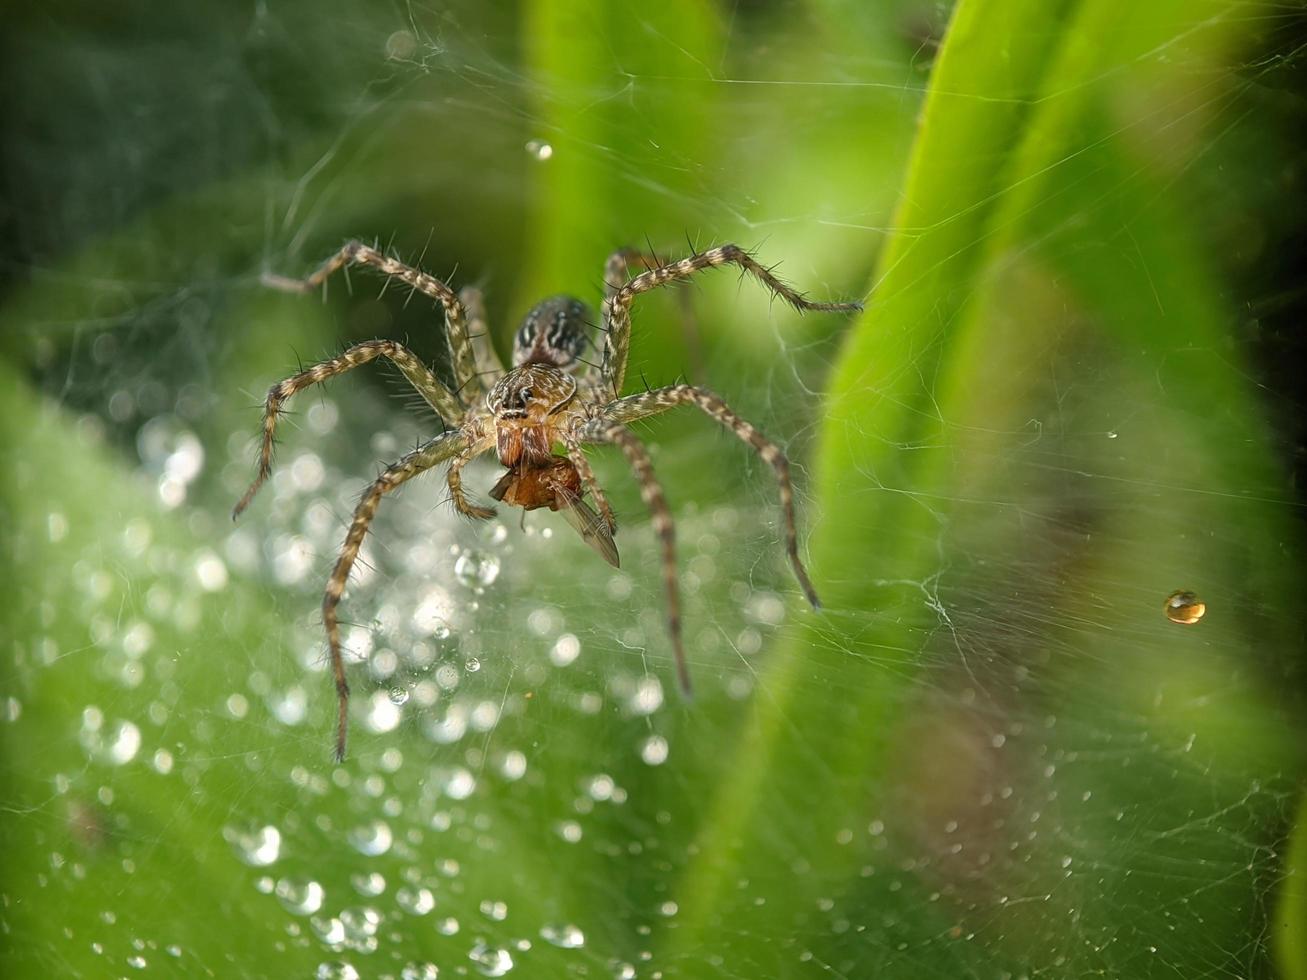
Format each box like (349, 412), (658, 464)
(464, 657), (481, 673)
(1164, 590), (1206, 625)
(454, 551), (500, 590)
(223, 823), (282, 866)
(389, 687), (410, 706)
(399, 963), (439, 980)
(550, 633), (580, 667)
(105, 720), (141, 765)
(479, 899), (508, 921)
(339, 906), (382, 951)
(193, 550), (229, 592)
(275, 877), (325, 915)
(351, 871), (386, 897)
(364, 690), (402, 733)
(385, 29), (417, 60)
(525, 139), (553, 161)
(315, 960), (360, 980)
(640, 735), (669, 766)
(137, 416), (204, 509)
(469, 941), (514, 976)
(396, 886), (435, 915)
(540, 923), (586, 948)
(348, 819), (394, 857)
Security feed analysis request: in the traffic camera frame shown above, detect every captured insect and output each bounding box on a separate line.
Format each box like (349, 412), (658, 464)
(234, 240), (861, 759)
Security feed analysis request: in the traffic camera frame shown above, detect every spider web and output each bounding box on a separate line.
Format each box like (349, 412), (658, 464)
(2, 1), (1306, 978)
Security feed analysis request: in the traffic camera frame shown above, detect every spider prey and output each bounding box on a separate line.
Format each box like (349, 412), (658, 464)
(234, 240), (861, 759)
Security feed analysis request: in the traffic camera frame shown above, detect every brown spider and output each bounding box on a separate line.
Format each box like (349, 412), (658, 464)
(233, 240), (861, 759)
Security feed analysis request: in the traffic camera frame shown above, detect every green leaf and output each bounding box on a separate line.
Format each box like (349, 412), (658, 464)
(670, 0), (1305, 974)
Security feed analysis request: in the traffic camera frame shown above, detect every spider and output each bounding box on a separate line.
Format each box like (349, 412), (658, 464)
(234, 240), (861, 759)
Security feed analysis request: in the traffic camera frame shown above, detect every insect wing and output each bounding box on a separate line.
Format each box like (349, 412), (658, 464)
(556, 489), (620, 568)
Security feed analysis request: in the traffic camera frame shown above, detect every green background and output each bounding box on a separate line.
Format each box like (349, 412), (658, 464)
(2, 0), (1305, 976)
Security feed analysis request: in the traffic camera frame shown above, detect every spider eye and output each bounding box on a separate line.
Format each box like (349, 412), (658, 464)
(519, 387), (533, 405)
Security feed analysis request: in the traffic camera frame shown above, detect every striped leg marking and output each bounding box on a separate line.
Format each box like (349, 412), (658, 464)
(322, 431), (466, 760)
(598, 243), (862, 397)
(589, 423), (691, 696)
(597, 384), (822, 608)
(264, 239), (479, 403)
(232, 340), (460, 519)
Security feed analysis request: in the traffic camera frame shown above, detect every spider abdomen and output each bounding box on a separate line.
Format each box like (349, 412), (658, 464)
(512, 295), (593, 370)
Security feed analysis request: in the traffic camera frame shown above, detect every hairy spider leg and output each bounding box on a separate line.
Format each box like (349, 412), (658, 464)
(323, 430), (468, 760)
(586, 421), (693, 697)
(562, 433), (617, 536)
(460, 285), (507, 386)
(602, 246), (706, 384)
(599, 242), (863, 399)
(232, 339), (462, 519)
(596, 384), (822, 609)
(446, 435), (498, 520)
(262, 239), (482, 405)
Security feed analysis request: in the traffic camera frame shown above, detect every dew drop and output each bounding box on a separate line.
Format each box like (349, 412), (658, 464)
(396, 886), (435, 916)
(275, 877), (325, 916)
(400, 964), (439, 980)
(469, 940), (514, 977)
(364, 691), (403, 733)
(454, 551), (500, 589)
(194, 551), (229, 592)
(525, 139), (554, 161)
(385, 29), (417, 60)
(351, 872), (386, 897)
(348, 819), (394, 857)
(223, 823), (282, 867)
(315, 961), (360, 980)
(640, 735), (669, 766)
(106, 721), (142, 765)
(1163, 590), (1206, 625)
(540, 923), (586, 949)
(389, 687), (411, 706)
(550, 633), (580, 668)
(339, 906), (382, 950)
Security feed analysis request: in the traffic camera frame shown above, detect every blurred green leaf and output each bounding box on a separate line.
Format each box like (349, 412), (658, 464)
(670, 0), (1305, 974)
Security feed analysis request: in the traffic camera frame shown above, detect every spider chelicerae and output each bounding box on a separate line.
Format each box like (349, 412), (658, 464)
(233, 240), (861, 759)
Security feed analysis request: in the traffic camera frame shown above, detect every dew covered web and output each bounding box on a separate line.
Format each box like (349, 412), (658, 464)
(3, 1), (1307, 978)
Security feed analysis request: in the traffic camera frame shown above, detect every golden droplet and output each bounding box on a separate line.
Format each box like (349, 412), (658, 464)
(1164, 590), (1206, 625)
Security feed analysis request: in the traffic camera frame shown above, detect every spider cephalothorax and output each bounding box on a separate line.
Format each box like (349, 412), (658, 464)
(238, 239), (860, 759)
(486, 364), (577, 467)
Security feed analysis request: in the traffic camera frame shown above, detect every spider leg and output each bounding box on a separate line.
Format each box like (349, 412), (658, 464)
(561, 434), (617, 535)
(599, 243), (862, 397)
(583, 422), (691, 697)
(593, 384), (822, 609)
(323, 430), (467, 761)
(460, 285), (506, 387)
(603, 247), (665, 300)
(602, 246), (706, 385)
(446, 437), (497, 520)
(232, 340), (463, 519)
(264, 240), (480, 403)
